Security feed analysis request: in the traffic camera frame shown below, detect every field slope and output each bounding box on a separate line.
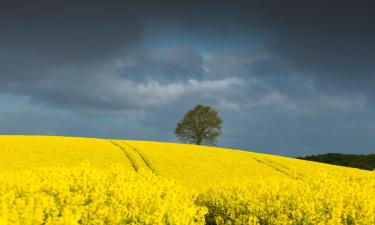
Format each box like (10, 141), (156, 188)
(1, 135), (374, 224)
(0, 135), (369, 189)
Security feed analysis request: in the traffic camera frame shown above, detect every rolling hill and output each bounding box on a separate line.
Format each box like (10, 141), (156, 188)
(0, 135), (368, 189)
(0, 135), (374, 224)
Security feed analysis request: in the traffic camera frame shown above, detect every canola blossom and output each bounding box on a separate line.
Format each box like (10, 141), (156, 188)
(0, 163), (206, 225)
(0, 136), (133, 171)
(196, 173), (375, 225)
(0, 136), (374, 224)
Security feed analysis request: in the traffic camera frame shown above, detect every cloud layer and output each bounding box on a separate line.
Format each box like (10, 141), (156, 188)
(1, 1), (374, 155)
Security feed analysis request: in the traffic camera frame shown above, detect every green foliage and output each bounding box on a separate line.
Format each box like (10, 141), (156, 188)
(175, 105), (222, 145)
(298, 153), (375, 170)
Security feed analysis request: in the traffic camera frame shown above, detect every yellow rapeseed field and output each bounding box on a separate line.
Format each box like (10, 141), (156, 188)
(118, 140), (370, 189)
(0, 136), (133, 171)
(0, 135), (374, 224)
(0, 163), (206, 225)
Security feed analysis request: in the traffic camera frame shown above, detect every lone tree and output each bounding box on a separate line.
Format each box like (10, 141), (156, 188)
(175, 104), (222, 145)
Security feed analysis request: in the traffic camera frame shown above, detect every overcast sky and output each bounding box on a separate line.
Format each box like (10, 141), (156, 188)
(1, 0), (374, 156)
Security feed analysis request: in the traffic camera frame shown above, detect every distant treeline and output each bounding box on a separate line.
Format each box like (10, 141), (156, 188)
(298, 153), (375, 170)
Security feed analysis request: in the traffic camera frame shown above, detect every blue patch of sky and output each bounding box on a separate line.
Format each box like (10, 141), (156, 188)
(142, 23), (265, 53)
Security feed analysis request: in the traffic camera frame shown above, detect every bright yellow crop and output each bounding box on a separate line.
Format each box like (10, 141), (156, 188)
(196, 172), (375, 224)
(119, 140), (370, 189)
(0, 163), (206, 225)
(0, 136), (134, 171)
(0, 136), (374, 224)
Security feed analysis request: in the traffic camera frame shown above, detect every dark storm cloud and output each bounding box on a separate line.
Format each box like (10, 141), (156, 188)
(141, 0), (375, 98)
(2, 1), (374, 92)
(119, 45), (205, 82)
(0, 0), (142, 83)
(1, 0), (375, 155)
(1, 0), (374, 109)
(257, 1), (375, 97)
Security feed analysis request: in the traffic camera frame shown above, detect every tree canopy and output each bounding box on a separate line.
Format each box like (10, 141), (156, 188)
(298, 153), (375, 170)
(175, 104), (222, 145)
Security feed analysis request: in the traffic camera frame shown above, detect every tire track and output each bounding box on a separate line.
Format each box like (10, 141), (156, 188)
(253, 157), (302, 180)
(121, 142), (157, 174)
(109, 140), (138, 171)
(264, 158), (303, 179)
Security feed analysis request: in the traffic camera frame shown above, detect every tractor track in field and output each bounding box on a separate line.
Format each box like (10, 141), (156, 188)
(109, 140), (156, 174)
(121, 142), (156, 174)
(253, 157), (302, 180)
(109, 140), (138, 171)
